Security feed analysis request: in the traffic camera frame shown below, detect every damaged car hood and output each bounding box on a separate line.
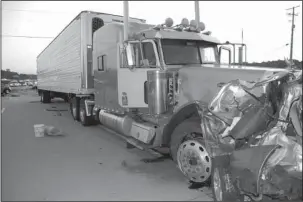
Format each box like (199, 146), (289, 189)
(174, 64), (286, 111)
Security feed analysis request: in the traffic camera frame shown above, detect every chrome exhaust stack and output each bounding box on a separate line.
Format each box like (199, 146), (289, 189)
(123, 1), (129, 41)
(194, 1), (200, 29)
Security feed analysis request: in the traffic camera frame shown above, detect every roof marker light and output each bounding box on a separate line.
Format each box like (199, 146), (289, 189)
(197, 22), (205, 32)
(165, 17), (174, 27)
(189, 20), (197, 28)
(181, 18), (189, 27)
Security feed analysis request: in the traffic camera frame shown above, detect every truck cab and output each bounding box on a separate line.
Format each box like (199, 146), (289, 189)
(90, 17), (285, 185)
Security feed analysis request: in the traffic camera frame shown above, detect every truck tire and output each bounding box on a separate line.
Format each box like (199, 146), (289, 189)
(70, 97), (80, 121)
(212, 155), (244, 202)
(41, 91), (51, 103)
(170, 118), (212, 183)
(79, 99), (95, 126)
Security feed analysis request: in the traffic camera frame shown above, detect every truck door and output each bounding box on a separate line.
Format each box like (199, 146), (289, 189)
(117, 40), (160, 108)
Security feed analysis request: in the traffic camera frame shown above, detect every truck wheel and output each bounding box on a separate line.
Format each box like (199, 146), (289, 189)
(212, 156), (244, 202)
(70, 97), (79, 121)
(79, 99), (94, 126)
(41, 91), (51, 103)
(79, 107), (94, 126)
(170, 118), (212, 183)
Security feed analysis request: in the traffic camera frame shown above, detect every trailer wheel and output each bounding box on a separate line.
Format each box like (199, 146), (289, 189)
(70, 97), (80, 121)
(170, 118), (212, 183)
(41, 91), (51, 103)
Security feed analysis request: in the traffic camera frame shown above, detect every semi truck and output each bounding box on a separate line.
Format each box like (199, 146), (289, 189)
(37, 3), (283, 184)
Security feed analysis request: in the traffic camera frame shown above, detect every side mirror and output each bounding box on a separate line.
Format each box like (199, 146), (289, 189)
(125, 43), (135, 68)
(219, 46), (232, 65)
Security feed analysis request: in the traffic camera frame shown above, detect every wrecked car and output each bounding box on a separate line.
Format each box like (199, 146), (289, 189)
(196, 69), (302, 201)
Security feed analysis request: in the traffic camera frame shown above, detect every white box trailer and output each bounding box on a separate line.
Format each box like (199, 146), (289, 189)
(37, 11), (145, 97)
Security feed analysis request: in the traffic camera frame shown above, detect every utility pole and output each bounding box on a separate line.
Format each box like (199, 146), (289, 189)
(286, 5), (300, 67)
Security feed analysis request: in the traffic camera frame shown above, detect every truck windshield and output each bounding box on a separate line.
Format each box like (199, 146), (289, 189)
(161, 39), (217, 65)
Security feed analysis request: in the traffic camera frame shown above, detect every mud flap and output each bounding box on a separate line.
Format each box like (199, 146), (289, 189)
(229, 145), (280, 195)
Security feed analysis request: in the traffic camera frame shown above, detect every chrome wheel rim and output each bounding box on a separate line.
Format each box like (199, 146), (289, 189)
(80, 109), (85, 122)
(72, 106), (77, 119)
(177, 140), (212, 183)
(213, 167), (222, 201)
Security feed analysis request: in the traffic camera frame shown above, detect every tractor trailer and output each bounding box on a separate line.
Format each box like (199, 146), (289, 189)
(37, 5), (283, 184)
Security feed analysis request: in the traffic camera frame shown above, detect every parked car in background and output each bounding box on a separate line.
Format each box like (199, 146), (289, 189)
(1, 82), (11, 95)
(32, 81), (37, 89)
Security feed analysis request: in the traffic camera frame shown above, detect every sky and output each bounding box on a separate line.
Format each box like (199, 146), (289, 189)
(1, 1), (302, 74)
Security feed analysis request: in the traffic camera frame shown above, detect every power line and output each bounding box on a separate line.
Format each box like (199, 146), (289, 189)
(1, 35), (55, 39)
(286, 5), (300, 66)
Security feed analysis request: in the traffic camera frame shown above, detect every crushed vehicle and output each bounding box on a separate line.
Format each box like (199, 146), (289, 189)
(199, 69), (302, 201)
(36, 2), (293, 185)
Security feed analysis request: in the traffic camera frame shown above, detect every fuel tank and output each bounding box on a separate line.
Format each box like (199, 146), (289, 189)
(99, 110), (133, 136)
(98, 110), (156, 144)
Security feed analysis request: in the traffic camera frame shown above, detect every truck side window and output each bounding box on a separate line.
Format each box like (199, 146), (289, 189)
(98, 55), (106, 71)
(142, 42), (156, 66)
(200, 47), (216, 64)
(120, 42), (142, 68)
(133, 43), (142, 66)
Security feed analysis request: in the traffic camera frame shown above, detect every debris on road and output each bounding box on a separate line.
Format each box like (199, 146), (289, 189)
(9, 94), (20, 97)
(140, 155), (170, 163)
(53, 112), (62, 116)
(44, 125), (65, 136)
(45, 108), (68, 112)
(29, 101), (41, 103)
(34, 124), (45, 137)
(34, 124), (65, 137)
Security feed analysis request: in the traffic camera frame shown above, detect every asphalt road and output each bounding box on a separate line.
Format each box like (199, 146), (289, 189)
(1, 88), (213, 201)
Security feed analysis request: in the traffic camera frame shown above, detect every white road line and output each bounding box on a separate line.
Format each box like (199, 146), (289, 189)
(2, 108), (5, 114)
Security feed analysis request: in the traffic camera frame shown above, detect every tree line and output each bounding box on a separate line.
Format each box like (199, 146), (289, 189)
(1, 69), (37, 80)
(1, 59), (302, 80)
(242, 59), (302, 69)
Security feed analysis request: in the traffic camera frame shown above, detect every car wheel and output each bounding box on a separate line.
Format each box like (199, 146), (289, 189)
(170, 118), (212, 183)
(211, 156), (244, 202)
(4, 89), (11, 94)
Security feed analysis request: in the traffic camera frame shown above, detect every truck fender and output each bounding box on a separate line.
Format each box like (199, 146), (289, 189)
(162, 101), (208, 146)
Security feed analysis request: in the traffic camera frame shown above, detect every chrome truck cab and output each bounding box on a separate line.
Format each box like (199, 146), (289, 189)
(90, 17), (273, 184)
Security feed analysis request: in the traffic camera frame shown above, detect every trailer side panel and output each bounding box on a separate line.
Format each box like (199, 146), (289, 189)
(37, 16), (82, 94)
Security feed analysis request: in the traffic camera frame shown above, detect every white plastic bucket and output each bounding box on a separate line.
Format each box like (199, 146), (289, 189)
(34, 124), (45, 137)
